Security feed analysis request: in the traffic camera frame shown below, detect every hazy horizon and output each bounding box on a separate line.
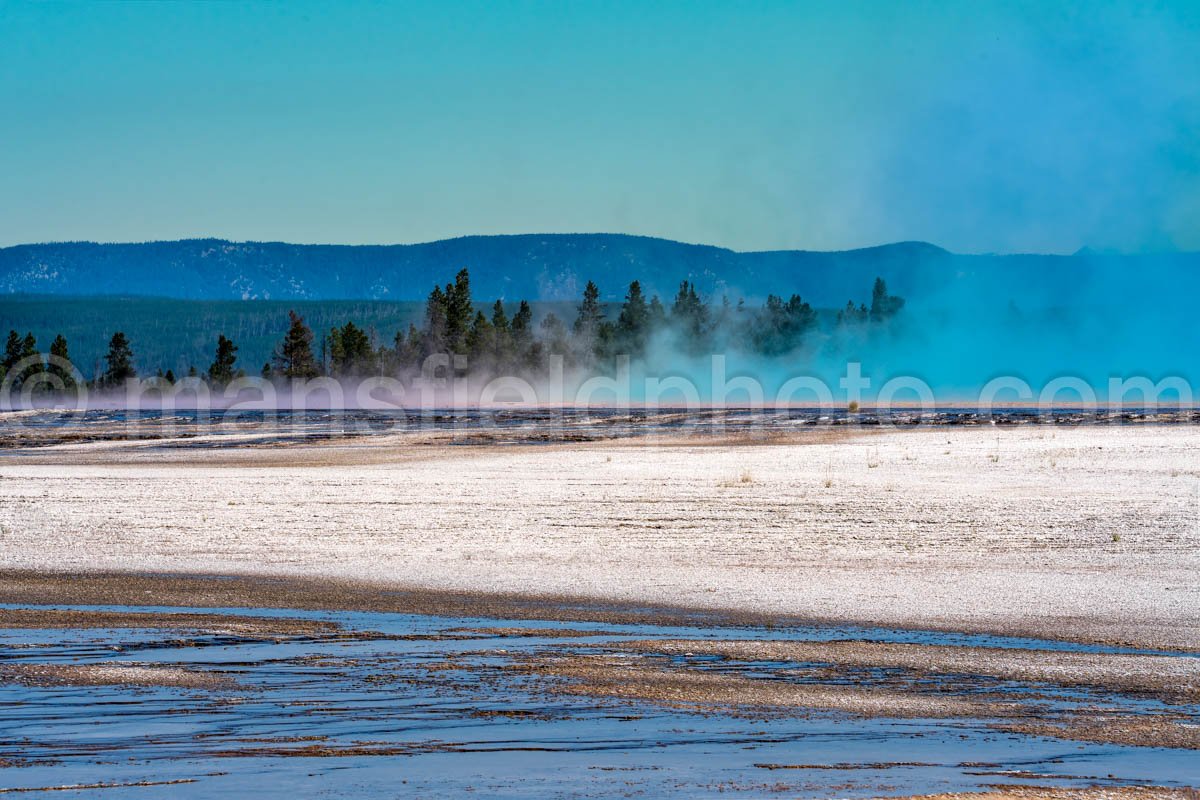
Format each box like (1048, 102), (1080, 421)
(1, 232), (1195, 258)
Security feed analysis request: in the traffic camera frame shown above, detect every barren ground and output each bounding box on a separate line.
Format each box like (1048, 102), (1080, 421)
(2, 424), (1198, 649)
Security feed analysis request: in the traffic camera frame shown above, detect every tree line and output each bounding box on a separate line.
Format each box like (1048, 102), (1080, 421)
(2, 272), (903, 392)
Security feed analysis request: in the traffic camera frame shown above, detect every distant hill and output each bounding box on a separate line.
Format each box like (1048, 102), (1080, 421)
(0, 234), (1196, 311)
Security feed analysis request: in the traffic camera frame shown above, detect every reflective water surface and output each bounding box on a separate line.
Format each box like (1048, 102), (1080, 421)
(1, 605), (1197, 798)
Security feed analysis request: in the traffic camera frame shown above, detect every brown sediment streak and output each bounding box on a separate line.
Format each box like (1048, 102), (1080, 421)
(0, 779), (200, 794)
(0, 417), (869, 463)
(0, 569), (845, 630)
(610, 639), (1200, 702)
(512, 653), (995, 718)
(0, 568), (1197, 653)
(996, 715), (1200, 751)
(873, 789), (1200, 800)
(502, 643), (1200, 749)
(0, 607), (341, 638)
(0, 663), (235, 690)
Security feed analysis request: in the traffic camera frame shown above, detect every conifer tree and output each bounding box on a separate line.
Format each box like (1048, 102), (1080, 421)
(540, 312), (569, 358)
(2, 330), (21, 380)
(752, 294), (816, 355)
(48, 334), (76, 392)
(208, 334), (239, 387)
(573, 280), (608, 362)
(837, 300), (869, 326)
(869, 277), (905, 322)
(19, 332), (38, 364)
(490, 300), (514, 364)
(511, 300), (533, 349)
(13, 332), (46, 387)
(574, 281), (604, 337)
(616, 280), (649, 357)
(672, 281), (710, 352)
(396, 323), (423, 368)
(329, 321), (373, 376)
(101, 332), (136, 388)
(273, 311), (318, 379)
(491, 299), (510, 333)
(648, 296), (667, 328)
(444, 268), (473, 354)
(510, 300), (536, 369)
(466, 311), (495, 362)
(423, 285), (449, 356)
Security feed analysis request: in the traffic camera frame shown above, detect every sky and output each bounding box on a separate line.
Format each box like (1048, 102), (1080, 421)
(1, 0), (1197, 254)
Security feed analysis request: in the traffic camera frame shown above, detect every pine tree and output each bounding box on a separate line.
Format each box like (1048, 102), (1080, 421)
(208, 334), (239, 387)
(573, 280), (607, 363)
(869, 277), (905, 322)
(511, 301), (533, 348)
(273, 311), (318, 379)
(510, 300), (535, 368)
(101, 332), (136, 388)
(672, 281), (710, 353)
(2, 330), (21, 380)
(396, 323), (423, 369)
(648, 296), (667, 328)
(15, 332), (46, 387)
(837, 300), (869, 326)
(574, 281), (604, 336)
(329, 321), (373, 376)
(19, 332), (38, 364)
(423, 285), (449, 356)
(164, 369), (176, 384)
(466, 311), (494, 362)
(444, 269), (473, 354)
(540, 312), (569, 359)
(751, 294), (816, 355)
(48, 334), (76, 392)
(616, 280), (649, 357)
(491, 300), (514, 364)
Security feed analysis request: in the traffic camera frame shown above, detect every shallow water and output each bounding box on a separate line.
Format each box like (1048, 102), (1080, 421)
(0, 606), (1197, 797)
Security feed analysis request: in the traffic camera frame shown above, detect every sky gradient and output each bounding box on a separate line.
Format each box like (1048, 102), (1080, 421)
(2, 0), (1197, 253)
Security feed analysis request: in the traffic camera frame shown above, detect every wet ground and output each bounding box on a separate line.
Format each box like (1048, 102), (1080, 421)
(3, 407), (1198, 450)
(1, 604), (1197, 798)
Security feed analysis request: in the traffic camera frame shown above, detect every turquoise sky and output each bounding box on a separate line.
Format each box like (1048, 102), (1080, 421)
(2, 1), (1197, 253)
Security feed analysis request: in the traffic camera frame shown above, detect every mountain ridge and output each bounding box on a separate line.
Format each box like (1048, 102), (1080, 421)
(0, 234), (1193, 307)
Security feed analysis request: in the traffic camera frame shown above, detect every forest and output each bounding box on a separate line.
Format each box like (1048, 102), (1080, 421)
(0, 271), (903, 392)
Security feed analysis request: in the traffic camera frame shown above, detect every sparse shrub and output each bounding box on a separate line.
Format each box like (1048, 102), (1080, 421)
(718, 469), (755, 488)
(866, 447), (880, 468)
